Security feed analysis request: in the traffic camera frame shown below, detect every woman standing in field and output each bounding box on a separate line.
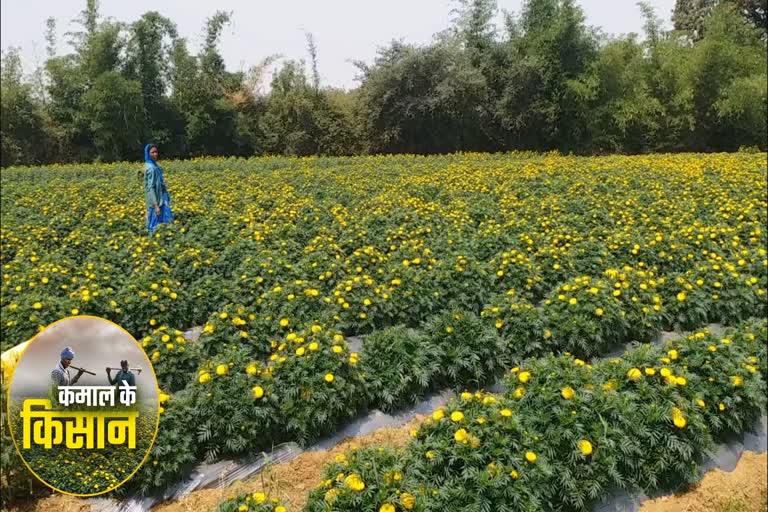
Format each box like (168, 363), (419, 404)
(143, 143), (174, 235)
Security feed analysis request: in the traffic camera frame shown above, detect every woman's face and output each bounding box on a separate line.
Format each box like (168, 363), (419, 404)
(149, 146), (159, 161)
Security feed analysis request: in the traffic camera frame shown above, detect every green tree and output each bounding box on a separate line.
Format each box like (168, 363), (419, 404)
(0, 49), (51, 166)
(569, 36), (663, 153)
(124, 12), (180, 151)
(673, 0), (767, 38)
(356, 40), (491, 154)
(81, 72), (145, 160)
(260, 60), (319, 155)
(494, 0), (598, 150)
(686, 4), (767, 149)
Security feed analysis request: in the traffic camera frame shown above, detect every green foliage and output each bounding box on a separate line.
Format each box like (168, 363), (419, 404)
(140, 326), (201, 392)
(183, 327), (367, 459)
(304, 319), (768, 512)
(424, 310), (508, 388)
(0, 49), (55, 167)
(685, 4), (768, 150)
(362, 325), (442, 412)
(673, 0), (767, 38)
(127, 390), (197, 496)
(356, 40), (492, 154)
(82, 72), (144, 160)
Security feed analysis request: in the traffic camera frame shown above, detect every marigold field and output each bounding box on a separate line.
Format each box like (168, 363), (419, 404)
(1, 152), (767, 511)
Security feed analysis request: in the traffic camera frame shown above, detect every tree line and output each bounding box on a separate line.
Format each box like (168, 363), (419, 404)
(1, 0), (766, 166)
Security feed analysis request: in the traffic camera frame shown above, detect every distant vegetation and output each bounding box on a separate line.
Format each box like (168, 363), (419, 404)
(1, 0), (766, 166)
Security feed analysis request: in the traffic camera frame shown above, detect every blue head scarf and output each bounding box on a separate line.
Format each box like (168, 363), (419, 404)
(144, 143), (158, 167)
(144, 143), (165, 184)
(61, 347), (75, 359)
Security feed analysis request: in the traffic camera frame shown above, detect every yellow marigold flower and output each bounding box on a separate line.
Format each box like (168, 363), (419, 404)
(461, 391), (473, 400)
(675, 376), (687, 386)
(450, 411), (464, 422)
(578, 439), (593, 456)
(324, 373), (334, 383)
(525, 451), (537, 463)
(454, 428), (469, 443)
(514, 386), (526, 399)
(575, 359), (585, 366)
(216, 364), (228, 376)
(433, 409), (445, 420)
(296, 347), (306, 356)
(198, 372), (211, 384)
(569, 298), (578, 305)
(708, 345), (717, 352)
(219, 312), (228, 320)
(401, 492), (416, 510)
(645, 368), (656, 376)
(543, 329), (552, 339)
(500, 408), (512, 417)
(238, 505), (248, 512)
(561, 386), (575, 400)
(677, 292), (686, 301)
(668, 349), (678, 360)
(697, 399), (706, 408)
(660, 368), (672, 377)
(510, 469), (519, 479)
(380, 504), (395, 512)
(426, 450), (435, 459)
(627, 368), (642, 382)
(719, 403), (726, 411)
(518, 371), (531, 383)
(332, 345), (343, 354)
(595, 307), (604, 316)
(252, 386), (264, 399)
(275, 507), (286, 512)
(672, 407), (687, 428)
(324, 488), (339, 504)
(732, 375), (743, 386)
(71, 308), (79, 315)
(279, 318), (289, 327)
(345, 474), (365, 491)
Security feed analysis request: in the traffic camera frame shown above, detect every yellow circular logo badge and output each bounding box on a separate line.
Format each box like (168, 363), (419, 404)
(6, 316), (160, 496)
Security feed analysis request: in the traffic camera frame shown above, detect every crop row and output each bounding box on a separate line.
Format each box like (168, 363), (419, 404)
(296, 318), (768, 512)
